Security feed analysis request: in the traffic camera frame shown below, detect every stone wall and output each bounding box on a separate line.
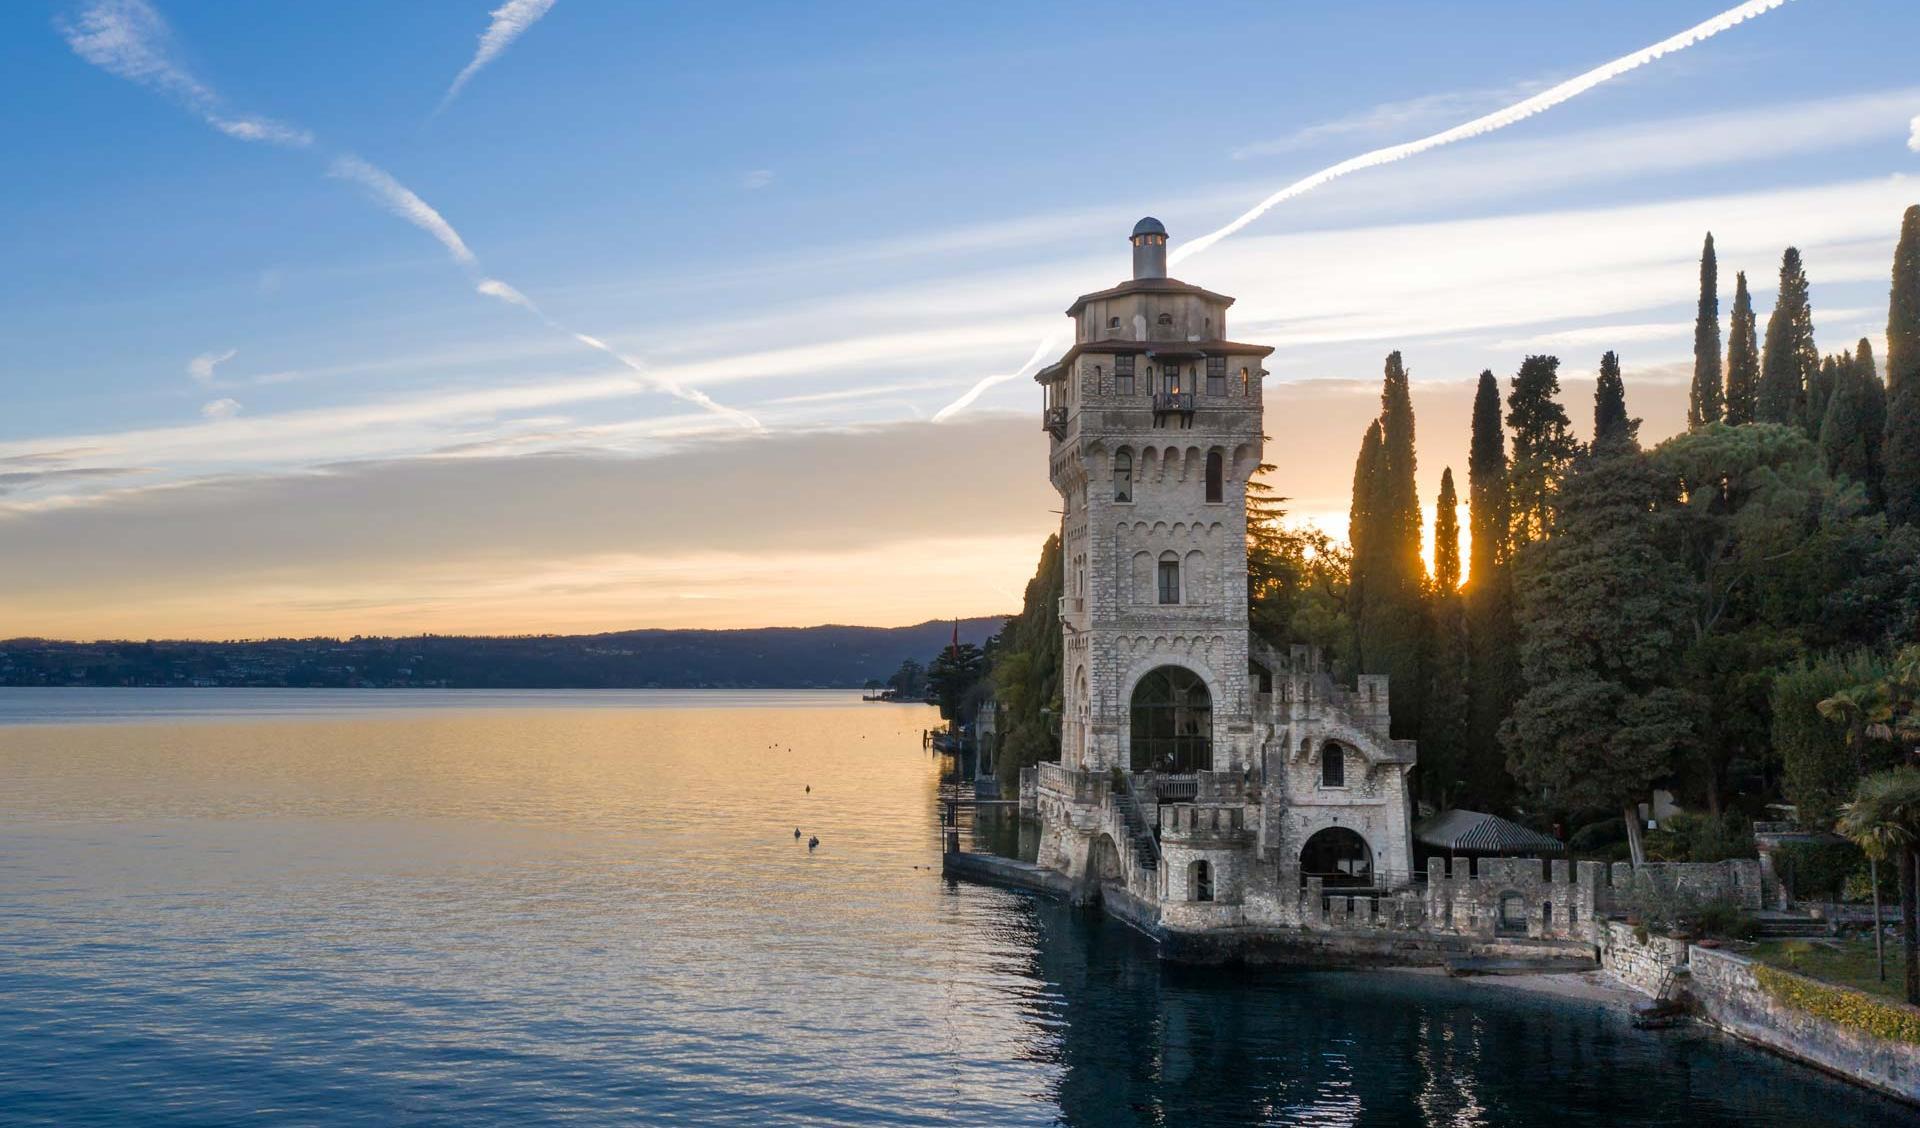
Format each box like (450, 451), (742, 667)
(1596, 920), (1689, 995)
(1602, 859), (1768, 914)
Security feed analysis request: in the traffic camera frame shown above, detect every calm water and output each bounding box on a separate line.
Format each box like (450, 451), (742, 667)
(0, 688), (1908, 1126)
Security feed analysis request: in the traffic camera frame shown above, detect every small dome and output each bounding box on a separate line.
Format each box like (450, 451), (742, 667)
(1132, 216), (1167, 238)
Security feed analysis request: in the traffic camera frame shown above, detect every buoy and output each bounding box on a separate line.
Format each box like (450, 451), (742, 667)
(805, 785), (811, 793)
(808, 836), (819, 850)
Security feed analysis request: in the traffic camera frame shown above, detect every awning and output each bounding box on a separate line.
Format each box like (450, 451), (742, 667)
(1415, 809), (1565, 855)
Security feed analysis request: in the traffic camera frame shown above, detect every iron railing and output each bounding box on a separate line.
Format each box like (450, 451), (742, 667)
(1151, 391), (1194, 413)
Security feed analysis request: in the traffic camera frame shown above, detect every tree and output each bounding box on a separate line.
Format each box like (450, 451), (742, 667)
(1422, 469), (1470, 806)
(1888, 206), (1920, 526)
(1758, 247), (1818, 428)
(988, 535), (1063, 780)
(887, 658), (927, 699)
(1353, 352), (1426, 737)
(1504, 441), (1695, 866)
(1506, 355), (1578, 546)
(1774, 651), (1893, 831)
(1465, 370), (1519, 811)
(1836, 767), (1920, 1004)
(1725, 271), (1761, 425)
(1347, 418), (1384, 666)
(1856, 338), (1890, 509)
(928, 641), (986, 721)
(1594, 350), (1636, 450)
(1691, 232), (1723, 428)
(1821, 351), (1874, 491)
(1248, 461), (1350, 659)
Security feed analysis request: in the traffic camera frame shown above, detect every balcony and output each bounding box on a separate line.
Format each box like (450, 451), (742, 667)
(1151, 391), (1194, 428)
(1042, 405), (1069, 438)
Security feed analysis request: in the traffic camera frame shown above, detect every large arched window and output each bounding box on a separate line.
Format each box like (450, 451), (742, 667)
(1320, 742), (1346, 788)
(1204, 450), (1223, 503)
(1300, 827), (1373, 888)
(1130, 666), (1211, 773)
(1114, 449), (1133, 503)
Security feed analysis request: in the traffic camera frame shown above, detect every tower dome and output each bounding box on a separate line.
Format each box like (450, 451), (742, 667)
(1130, 217), (1168, 280)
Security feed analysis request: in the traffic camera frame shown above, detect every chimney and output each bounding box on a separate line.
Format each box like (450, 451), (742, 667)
(1130, 217), (1167, 280)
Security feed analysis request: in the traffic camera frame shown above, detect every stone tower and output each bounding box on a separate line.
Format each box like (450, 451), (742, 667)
(1038, 218), (1273, 780)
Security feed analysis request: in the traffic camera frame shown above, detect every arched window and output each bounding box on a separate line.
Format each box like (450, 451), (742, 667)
(1108, 316), (1121, 330)
(1497, 892), (1528, 936)
(1300, 827), (1373, 888)
(1130, 665), (1211, 773)
(1205, 451), (1223, 503)
(1240, 367), (1250, 394)
(1157, 552), (1180, 604)
(1114, 449), (1133, 503)
(1320, 742), (1345, 788)
(1191, 860), (1214, 902)
(1157, 312), (1174, 326)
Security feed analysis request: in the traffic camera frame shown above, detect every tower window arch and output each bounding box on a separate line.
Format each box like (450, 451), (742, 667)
(1130, 665), (1211, 773)
(1190, 859), (1214, 902)
(1320, 742), (1346, 788)
(1157, 552), (1181, 604)
(1240, 367), (1251, 394)
(1157, 312), (1174, 326)
(1113, 449), (1133, 503)
(1204, 450), (1224, 504)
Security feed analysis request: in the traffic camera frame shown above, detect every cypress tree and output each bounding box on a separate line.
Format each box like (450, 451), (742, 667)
(1465, 370), (1519, 811)
(1758, 247), (1818, 427)
(1357, 352), (1425, 737)
(1821, 351), (1873, 491)
(1857, 337), (1889, 509)
(1506, 355), (1578, 545)
(1593, 350), (1636, 451)
(1348, 419), (1384, 664)
(1888, 205), (1920, 526)
(1434, 468), (1461, 594)
(1421, 467), (1470, 808)
(1690, 232), (1723, 428)
(1725, 271), (1760, 425)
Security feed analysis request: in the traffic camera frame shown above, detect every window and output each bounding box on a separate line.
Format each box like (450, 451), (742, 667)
(1240, 366), (1250, 394)
(1191, 860), (1214, 902)
(1114, 354), (1135, 395)
(1157, 312), (1174, 326)
(1114, 450), (1133, 503)
(1206, 356), (1226, 396)
(1161, 365), (1183, 395)
(1320, 742), (1345, 788)
(1158, 557), (1180, 604)
(1107, 316), (1121, 330)
(1093, 364), (1102, 391)
(1205, 451), (1224, 503)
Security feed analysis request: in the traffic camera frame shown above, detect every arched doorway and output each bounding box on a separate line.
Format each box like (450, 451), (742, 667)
(1300, 827), (1373, 888)
(1088, 833), (1122, 885)
(1129, 666), (1211, 773)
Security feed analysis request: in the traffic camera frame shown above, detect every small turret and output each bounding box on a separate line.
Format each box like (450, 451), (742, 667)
(1131, 216), (1167, 280)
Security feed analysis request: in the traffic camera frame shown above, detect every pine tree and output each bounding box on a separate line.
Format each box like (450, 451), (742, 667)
(1758, 247), (1818, 428)
(1506, 355), (1578, 545)
(1888, 206), (1920, 526)
(1503, 443), (1694, 866)
(1465, 370), (1519, 811)
(1690, 232), (1723, 428)
(1725, 271), (1760, 425)
(1821, 351), (1873, 491)
(1593, 350), (1637, 451)
(1355, 352), (1425, 737)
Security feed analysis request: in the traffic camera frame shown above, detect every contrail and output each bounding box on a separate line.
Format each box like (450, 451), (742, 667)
(438, 0), (558, 114)
(932, 0), (1795, 423)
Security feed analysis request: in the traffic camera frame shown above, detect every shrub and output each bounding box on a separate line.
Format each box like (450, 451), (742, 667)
(1692, 898), (1758, 941)
(1644, 811), (1759, 863)
(1753, 964), (1920, 1044)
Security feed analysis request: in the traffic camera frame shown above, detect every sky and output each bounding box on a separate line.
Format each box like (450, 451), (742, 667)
(2, 0), (1918, 640)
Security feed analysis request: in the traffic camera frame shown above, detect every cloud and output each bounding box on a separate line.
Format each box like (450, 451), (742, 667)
(440, 0), (558, 111)
(742, 169), (775, 190)
(933, 0), (1797, 421)
(199, 398), (242, 420)
(328, 155), (478, 268)
(1910, 113), (1920, 153)
(59, 0), (312, 147)
(1232, 82), (1545, 160)
(187, 348), (237, 385)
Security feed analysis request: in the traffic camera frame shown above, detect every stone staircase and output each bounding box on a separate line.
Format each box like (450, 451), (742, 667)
(1753, 911), (1832, 939)
(1112, 787), (1159, 873)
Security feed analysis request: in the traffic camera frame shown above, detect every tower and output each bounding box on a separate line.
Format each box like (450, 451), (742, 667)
(1038, 218), (1272, 780)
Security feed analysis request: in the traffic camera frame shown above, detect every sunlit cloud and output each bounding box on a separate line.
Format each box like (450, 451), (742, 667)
(199, 397), (242, 420)
(187, 348), (237, 385)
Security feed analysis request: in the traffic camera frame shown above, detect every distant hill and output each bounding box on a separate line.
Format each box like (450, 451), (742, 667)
(0, 618), (1007, 689)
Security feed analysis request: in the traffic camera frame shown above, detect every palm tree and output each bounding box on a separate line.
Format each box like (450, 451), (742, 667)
(1837, 767), (1920, 1004)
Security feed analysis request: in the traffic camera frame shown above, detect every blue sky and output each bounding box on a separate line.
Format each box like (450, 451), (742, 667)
(2, 0), (1917, 638)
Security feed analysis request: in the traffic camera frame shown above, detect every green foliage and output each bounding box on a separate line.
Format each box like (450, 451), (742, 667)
(886, 659), (926, 698)
(1692, 232), (1723, 428)
(1821, 350), (1874, 492)
(1774, 652), (1892, 830)
(1854, 339), (1889, 509)
(1248, 463), (1351, 660)
(1758, 247), (1818, 428)
(1593, 350), (1635, 451)
(1753, 964), (1920, 1044)
(1643, 811), (1757, 863)
(1465, 369), (1520, 811)
(1433, 468), (1460, 594)
(1726, 271), (1760, 425)
(1888, 206), (1920, 526)
(1503, 442), (1694, 825)
(989, 535), (1062, 781)
(928, 641), (985, 721)
(1351, 353), (1426, 736)
(1771, 839), (1866, 901)
(1505, 354), (1578, 546)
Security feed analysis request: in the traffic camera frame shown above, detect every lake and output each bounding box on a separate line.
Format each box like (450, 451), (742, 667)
(0, 688), (1908, 1125)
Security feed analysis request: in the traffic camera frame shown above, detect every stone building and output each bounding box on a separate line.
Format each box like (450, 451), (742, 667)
(1032, 218), (1418, 933)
